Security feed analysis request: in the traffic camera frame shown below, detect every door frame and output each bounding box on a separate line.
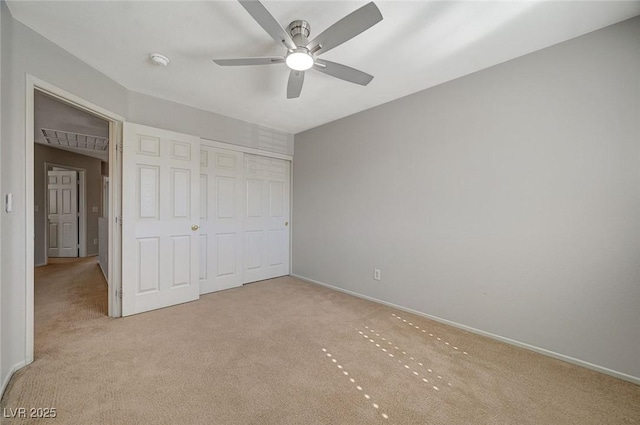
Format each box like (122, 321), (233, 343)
(43, 163), (86, 264)
(25, 75), (124, 365)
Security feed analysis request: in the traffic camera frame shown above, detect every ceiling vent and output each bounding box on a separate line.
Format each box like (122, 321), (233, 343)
(41, 128), (108, 151)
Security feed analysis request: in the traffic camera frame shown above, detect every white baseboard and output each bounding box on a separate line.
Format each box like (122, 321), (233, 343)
(292, 274), (640, 386)
(1, 360), (27, 399)
(34, 262), (46, 267)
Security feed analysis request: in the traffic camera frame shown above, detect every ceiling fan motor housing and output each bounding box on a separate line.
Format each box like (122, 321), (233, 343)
(288, 20), (311, 46)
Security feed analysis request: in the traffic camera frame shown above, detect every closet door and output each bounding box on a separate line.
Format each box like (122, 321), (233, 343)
(199, 146), (244, 294)
(243, 154), (290, 283)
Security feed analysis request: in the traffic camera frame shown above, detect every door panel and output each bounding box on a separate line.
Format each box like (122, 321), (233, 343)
(171, 169), (190, 218)
(243, 154), (290, 283)
(122, 123), (200, 316)
(216, 233), (237, 276)
(171, 236), (191, 286)
(49, 223), (58, 249)
(137, 237), (160, 293)
(268, 229), (285, 266)
(245, 231), (262, 270)
(48, 189), (57, 214)
(199, 234), (208, 281)
(246, 179), (262, 217)
(61, 189), (72, 214)
(199, 146), (244, 294)
(137, 166), (159, 219)
(216, 177), (236, 218)
(47, 170), (78, 258)
(269, 181), (284, 216)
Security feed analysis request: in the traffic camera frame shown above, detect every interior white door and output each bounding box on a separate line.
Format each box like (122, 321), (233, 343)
(199, 146), (244, 294)
(243, 154), (290, 283)
(47, 170), (78, 258)
(122, 123), (201, 316)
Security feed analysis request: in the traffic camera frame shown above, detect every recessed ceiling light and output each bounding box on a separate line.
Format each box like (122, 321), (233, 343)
(149, 53), (170, 67)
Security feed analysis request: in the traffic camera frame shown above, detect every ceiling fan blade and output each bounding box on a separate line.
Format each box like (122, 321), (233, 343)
(306, 2), (382, 55)
(238, 0), (297, 50)
(314, 59), (373, 86)
(287, 70), (305, 99)
(213, 57), (284, 66)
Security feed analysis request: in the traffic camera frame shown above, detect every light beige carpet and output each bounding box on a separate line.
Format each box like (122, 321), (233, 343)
(2, 258), (639, 424)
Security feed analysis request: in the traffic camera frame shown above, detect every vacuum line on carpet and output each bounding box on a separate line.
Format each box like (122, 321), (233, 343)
(321, 348), (391, 421)
(391, 313), (469, 355)
(357, 327), (452, 390)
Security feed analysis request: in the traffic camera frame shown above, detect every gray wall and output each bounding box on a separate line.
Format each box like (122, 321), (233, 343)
(34, 144), (103, 265)
(0, 2), (293, 394)
(293, 16), (640, 381)
(0, 0), (127, 388)
(128, 92), (294, 156)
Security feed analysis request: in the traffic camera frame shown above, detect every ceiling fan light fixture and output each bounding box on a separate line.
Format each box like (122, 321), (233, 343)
(286, 49), (314, 71)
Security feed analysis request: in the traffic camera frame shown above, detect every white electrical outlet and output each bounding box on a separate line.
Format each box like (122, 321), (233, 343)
(373, 269), (381, 281)
(92, 206), (98, 213)
(94, 239), (98, 245)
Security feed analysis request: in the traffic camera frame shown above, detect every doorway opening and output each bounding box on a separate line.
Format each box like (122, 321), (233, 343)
(34, 91), (111, 330)
(25, 76), (124, 366)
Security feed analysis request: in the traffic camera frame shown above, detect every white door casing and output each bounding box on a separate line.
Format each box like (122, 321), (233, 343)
(199, 146), (244, 294)
(243, 154), (290, 283)
(47, 170), (78, 258)
(122, 123), (200, 316)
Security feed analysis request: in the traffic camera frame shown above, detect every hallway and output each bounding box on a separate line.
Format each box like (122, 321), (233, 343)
(34, 258), (109, 358)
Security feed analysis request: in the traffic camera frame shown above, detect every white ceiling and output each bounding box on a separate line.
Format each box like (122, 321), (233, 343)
(8, 1), (640, 134)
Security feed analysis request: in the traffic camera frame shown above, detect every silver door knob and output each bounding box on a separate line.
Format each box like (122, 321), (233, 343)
(285, 222), (289, 226)
(191, 225), (200, 231)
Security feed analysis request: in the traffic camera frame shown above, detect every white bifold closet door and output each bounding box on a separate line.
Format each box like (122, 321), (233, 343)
(199, 148), (290, 294)
(199, 146), (244, 294)
(242, 153), (290, 284)
(122, 123), (201, 316)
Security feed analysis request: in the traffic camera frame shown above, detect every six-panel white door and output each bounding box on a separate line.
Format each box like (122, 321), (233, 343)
(47, 170), (78, 258)
(122, 123), (201, 316)
(199, 147), (244, 294)
(243, 154), (290, 283)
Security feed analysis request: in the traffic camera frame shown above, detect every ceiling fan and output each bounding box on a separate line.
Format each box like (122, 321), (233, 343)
(213, 0), (383, 99)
